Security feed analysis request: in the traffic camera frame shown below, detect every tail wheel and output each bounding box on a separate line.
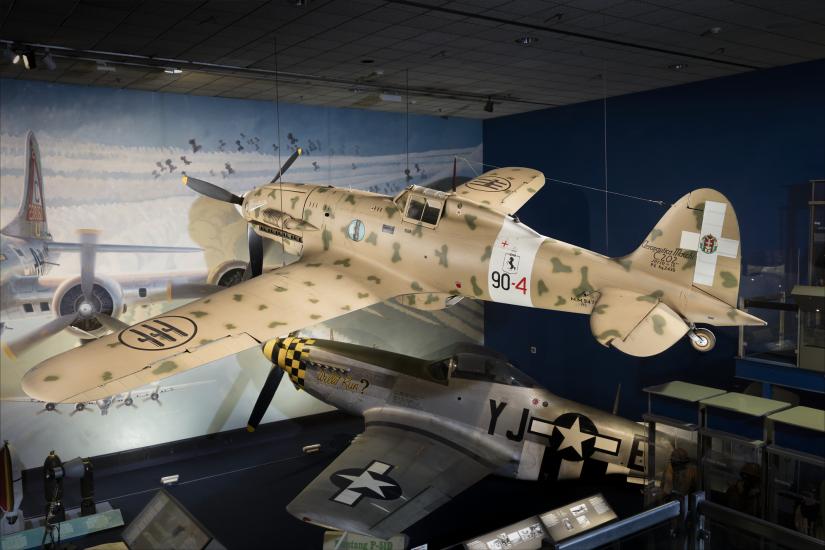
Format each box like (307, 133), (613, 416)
(689, 328), (716, 352)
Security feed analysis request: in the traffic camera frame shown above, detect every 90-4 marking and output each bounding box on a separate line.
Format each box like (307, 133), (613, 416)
(491, 271), (528, 294)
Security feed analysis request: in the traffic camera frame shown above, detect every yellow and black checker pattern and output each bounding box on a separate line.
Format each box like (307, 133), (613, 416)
(275, 337), (314, 388)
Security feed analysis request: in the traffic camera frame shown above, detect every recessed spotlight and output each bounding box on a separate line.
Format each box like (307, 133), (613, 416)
(361, 59), (375, 64)
(96, 60), (116, 72)
(515, 36), (538, 46)
(668, 63), (688, 71)
(12, 49), (35, 70)
(379, 93), (402, 103)
(484, 97), (494, 113)
(164, 68), (183, 74)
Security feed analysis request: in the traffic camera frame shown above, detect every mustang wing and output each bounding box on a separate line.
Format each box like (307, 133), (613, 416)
(22, 260), (409, 404)
(287, 407), (515, 539)
(456, 167), (544, 215)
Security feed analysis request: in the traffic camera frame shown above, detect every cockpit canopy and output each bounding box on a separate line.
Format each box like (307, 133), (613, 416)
(427, 350), (536, 388)
(395, 185), (449, 227)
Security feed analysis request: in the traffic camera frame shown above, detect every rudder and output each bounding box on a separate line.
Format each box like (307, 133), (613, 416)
(1, 131), (49, 240)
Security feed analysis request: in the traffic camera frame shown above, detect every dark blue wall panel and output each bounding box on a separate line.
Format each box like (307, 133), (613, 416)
(483, 60), (825, 421)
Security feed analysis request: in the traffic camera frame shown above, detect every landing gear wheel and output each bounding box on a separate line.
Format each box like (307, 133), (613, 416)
(689, 328), (716, 352)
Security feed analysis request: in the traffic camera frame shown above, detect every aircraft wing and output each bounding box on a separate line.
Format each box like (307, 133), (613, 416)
(455, 167), (544, 215)
(48, 242), (201, 253)
(21, 259), (410, 403)
(287, 407), (516, 539)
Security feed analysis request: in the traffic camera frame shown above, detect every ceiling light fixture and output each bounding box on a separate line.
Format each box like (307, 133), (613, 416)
(701, 26), (722, 37)
(515, 36), (538, 46)
(484, 97), (494, 113)
(96, 60), (116, 72)
(379, 93), (402, 102)
(668, 63), (688, 71)
(164, 67), (183, 74)
(42, 49), (57, 70)
(12, 49), (35, 70)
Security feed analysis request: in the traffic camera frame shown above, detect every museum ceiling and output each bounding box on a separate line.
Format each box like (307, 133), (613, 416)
(1, 0), (823, 118)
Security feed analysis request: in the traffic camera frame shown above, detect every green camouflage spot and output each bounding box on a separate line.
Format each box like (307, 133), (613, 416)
(649, 228), (663, 241)
(682, 252), (696, 271)
(203, 299), (211, 304)
(385, 206), (398, 219)
(573, 248), (582, 256)
(537, 279), (549, 295)
(597, 329), (622, 341)
(225, 323), (236, 330)
(365, 232), (378, 245)
(692, 202), (705, 230)
(309, 298), (319, 303)
(411, 281), (423, 291)
(637, 290), (664, 303)
(612, 258), (632, 271)
(391, 242), (402, 263)
(334, 258), (351, 268)
(720, 271), (738, 288)
(480, 246), (491, 262)
(470, 276), (483, 296)
(310, 314), (321, 320)
(102, 371), (112, 382)
(345, 194), (356, 205)
(367, 275), (381, 284)
(290, 195), (299, 209)
(572, 268), (593, 296)
(44, 375), (59, 382)
(435, 245), (448, 267)
(233, 294), (243, 302)
(268, 321), (287, 328)
(106, 342), (120, 348)
(258, 304), (268, 310)
(412, 224), (423, 238)
(464, 214), (478, 230)
(593, 303), (609, 315)
(190, 310), (209, 318)
(551, 257), (572, 273)
(652, 314), (666, 335)
(303, 281), (315, 286)
(358, 292), (369, 299)
(322, 229), (332, 251)
(482, 200), (490, 205)
(425, 294), (438, 304)
(727, 308), (739, 321)
(406, 295), (416, 306)
(306, 262), (322, 267)
(527, 187), (536, 193)
(274, 286), (288, 292)
(267, 189), (279, 200)
(336, 274), (343, 280)
(152, 361), (178, 375)
(554, 296), (566, 306)
(341, 305), (351, 311)
(303, 208), (312, 220)
(199, 339), (213, 345)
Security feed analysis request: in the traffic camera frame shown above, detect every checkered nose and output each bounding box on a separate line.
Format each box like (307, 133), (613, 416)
(261, 337), (287, 370)
(261, 336), (313, 388)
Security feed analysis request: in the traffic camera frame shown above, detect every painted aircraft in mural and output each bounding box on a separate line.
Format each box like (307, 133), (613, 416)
(253, 337), (657, 538)
(0, 441), (24, 528)
(21, 149), (764, 404)
(3, 380), (211, 417)
(0, 131), (246, 357)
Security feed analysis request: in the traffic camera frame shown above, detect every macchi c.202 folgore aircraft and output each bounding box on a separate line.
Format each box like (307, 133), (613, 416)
(21, 148), (764, 405)
(252, 337), (658, 538)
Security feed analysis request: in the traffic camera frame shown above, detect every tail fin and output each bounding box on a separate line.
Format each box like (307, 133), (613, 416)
(2, 131), (49, 240)
(623, 188), (741, 307)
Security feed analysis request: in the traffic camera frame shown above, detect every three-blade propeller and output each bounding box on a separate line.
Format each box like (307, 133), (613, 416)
(182, 147), (303, 281)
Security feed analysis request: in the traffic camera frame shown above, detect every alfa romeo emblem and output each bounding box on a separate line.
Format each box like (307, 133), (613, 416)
(118, 315), (197, 351)
(699, 234), (718, 254)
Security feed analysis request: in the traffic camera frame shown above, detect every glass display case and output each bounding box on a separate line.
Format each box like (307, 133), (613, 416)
(766, 446), (824, 540)
(700, 429), (765, 518)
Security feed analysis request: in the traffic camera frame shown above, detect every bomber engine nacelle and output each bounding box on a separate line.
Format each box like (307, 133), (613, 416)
(51, 275), (124, 337)
(207, 260), (248, 288)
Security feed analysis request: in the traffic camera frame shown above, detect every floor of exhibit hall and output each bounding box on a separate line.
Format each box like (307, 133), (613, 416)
(18, 410), (645, 549)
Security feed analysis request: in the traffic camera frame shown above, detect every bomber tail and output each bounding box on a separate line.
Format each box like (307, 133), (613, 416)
(1, 131), (50, 240)
(624, 188), (744, 308)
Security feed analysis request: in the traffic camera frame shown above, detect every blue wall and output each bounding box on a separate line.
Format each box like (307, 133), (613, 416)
(483, 60), (825, 420)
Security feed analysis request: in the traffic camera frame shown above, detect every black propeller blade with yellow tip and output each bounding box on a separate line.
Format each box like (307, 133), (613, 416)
(246, 363), (284, 432)
(270, 147), (302, 183)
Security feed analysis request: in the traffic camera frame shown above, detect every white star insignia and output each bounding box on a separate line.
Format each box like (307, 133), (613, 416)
(337, 470), (395, 498)
(556, 417), (596, 458)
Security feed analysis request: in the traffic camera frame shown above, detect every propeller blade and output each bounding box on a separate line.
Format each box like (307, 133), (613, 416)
(78, 229), (99, 302)
(95, 314), (129, 332)
(247, 226), (264, 279)
(3, 313), (78, 359)
(182, 175), (243, 204)
(269, 147), (303, 183)
(246, 365), (284, 432)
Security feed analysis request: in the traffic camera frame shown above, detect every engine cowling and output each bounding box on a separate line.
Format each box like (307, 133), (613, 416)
(207, 260), (248, 288)
(51, 275), (124, 337)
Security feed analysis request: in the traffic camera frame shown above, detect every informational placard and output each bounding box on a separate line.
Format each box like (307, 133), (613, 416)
(539, 493), (617, 543)
(323, 530), (407, 550)
(122, 489), (214, 550)
(463, 516), (546, 550)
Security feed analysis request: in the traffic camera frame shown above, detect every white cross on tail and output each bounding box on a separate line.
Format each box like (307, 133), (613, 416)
(679, 200), (739, 286)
